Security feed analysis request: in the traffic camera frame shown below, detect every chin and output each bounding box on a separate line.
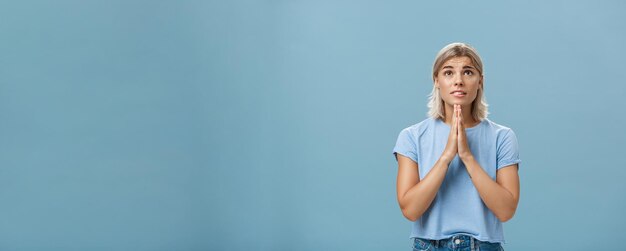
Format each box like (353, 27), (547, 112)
(444, 100), (473, 107)
(444, 96), (476, 107)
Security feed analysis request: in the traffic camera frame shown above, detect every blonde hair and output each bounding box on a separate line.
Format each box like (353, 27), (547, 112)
(427, 42), (489, 121)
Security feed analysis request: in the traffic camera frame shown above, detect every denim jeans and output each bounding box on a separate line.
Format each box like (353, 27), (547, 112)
(411, 234), (503, 251)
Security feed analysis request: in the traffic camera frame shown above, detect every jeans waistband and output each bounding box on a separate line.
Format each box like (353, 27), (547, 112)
(420, 234), (476, 249)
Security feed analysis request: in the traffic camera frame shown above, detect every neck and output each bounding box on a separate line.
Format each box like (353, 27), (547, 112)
(443, 103), (479, 127)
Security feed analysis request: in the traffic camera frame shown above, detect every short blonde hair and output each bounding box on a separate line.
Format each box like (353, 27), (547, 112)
(427, 42), (489, 121)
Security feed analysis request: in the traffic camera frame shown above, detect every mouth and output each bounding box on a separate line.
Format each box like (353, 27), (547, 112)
(450, 90), (467, 97)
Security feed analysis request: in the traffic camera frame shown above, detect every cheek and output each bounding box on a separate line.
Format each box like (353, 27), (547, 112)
(470, 88), (482, 102)
(471, 90), (479, 100)
(466, 78), (481, 91)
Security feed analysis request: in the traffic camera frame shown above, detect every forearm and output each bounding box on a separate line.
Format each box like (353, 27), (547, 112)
(400, 155), (452, 221)
(461, 155), (518, 221)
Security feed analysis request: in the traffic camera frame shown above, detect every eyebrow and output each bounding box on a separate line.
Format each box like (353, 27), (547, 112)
(442, 65), (476, 70)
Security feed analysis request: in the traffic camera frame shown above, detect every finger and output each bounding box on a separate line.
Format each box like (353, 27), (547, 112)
(459, 111), (466, 138)
(451, 106), (456, 131)
(457, 110), (462, 132)
(457, 107), (464, 126)
(453, 105), (457, 122)
(453, 105), (458, 131)
(456, 106), (461, 128)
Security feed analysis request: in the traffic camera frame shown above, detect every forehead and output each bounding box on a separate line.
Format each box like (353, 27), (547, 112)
(442, 56), (473, 68)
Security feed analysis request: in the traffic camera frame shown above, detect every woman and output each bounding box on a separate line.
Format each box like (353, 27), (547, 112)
(393, 42), (521, 251)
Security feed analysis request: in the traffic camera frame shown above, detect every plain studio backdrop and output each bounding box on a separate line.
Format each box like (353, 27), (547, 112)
(0, 1), (624, 250)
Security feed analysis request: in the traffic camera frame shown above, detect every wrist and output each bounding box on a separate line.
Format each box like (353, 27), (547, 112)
(440, 154), (455, 164)
(459, 153), (474, 162)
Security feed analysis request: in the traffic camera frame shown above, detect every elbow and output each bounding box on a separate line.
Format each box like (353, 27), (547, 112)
(398, 197), (425, 222)
(496, 214), (512, 222)
(401, 207), (420, 222)
(494, 200), (518, 222)
(403, 212), (418, 222)
(496, 209), (516, 222)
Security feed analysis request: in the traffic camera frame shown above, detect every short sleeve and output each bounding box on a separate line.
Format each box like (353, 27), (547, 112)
(392, 128), (418, 163)
(497, 129), (521, 170)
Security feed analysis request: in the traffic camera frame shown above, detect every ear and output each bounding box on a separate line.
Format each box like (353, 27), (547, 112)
(434, 77), (439, 88)
(479, 75), (484, 89)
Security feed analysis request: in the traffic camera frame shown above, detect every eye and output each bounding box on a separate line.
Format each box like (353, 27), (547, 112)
(443, 70), (452, 76)
(464, 70), (474, 76)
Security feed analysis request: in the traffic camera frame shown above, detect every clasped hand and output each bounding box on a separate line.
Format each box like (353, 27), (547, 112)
(443, 104), (474, 161)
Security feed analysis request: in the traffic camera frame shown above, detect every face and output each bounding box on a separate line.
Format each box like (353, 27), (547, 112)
(434, 56), (483, 107)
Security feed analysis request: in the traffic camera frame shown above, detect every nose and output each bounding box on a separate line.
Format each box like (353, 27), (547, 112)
(453, 75), (463, 86)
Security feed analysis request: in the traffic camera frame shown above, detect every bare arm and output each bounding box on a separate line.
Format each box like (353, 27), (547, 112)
(396, 154), (452, 221)
(456, 106), (520, 222)
(396, 107), (459, 221)
(462, 158), (520, 222)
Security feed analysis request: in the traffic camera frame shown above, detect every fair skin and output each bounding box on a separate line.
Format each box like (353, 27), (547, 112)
(396, 56), (520, 222)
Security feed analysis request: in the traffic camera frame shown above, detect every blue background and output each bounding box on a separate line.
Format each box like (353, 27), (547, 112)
(1, 1), (624, 250)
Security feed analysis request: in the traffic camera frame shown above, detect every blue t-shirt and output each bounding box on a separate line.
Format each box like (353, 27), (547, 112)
(392, 117), (521, 243)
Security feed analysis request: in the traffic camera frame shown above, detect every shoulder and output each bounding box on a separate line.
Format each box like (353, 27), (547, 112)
(482, 118), (519, 144)
(397, 117), (437, 138)
(482, 118), (516, 135)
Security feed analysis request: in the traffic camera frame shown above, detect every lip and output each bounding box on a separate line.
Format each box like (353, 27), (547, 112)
(450, 90), (467, 98)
